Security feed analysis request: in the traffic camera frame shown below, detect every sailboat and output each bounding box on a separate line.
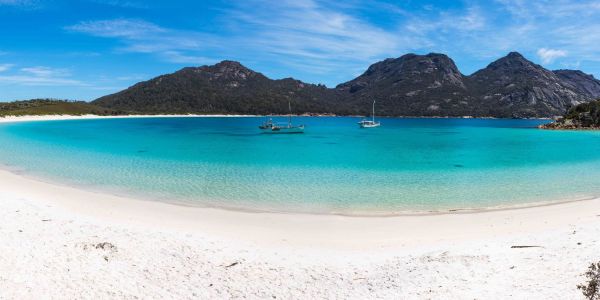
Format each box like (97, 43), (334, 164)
(358, 100), (381, 128)
(259, 101), (305, 134)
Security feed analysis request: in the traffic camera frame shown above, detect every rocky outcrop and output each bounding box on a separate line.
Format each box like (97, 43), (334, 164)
(540, 100), (600, 129)
(554, 69), (600, 99)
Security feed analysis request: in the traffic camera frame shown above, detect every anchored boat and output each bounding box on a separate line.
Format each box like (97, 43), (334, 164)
(358, 100), (381, 128)
(259, 102), (305, 134)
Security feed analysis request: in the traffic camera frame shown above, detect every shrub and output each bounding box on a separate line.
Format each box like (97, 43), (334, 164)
(578, 262), (600, 300)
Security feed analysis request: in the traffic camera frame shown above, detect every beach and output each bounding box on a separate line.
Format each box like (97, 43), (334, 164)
(0, 162), (599, 298)
(0, 114), (260, 124)
(0, 115), (599, 299)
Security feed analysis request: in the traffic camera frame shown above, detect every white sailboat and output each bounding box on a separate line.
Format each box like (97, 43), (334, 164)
(358, 100), (381, 128)
(259, 101), (305, 134)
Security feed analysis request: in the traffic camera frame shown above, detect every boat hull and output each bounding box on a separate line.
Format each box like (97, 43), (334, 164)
(358, 120), (381, 128)
(260, 125), (305, 134)
(360, 123), (380, 128)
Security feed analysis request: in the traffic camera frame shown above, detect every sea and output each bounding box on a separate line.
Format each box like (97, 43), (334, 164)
(1, 117), (600, 214)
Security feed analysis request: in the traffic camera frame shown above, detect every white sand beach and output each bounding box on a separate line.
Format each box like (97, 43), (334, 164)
(0, 115), (599, 299)
(0, 114), (260, 124)
(0, 167), (599, 299)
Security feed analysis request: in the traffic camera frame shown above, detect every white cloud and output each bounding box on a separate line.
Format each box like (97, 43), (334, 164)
(0, 66), (85, 86)
(228, 0), (409, 65)
(0, 75), (84, 86)
(63, 0), (600, 83)
(66, 19), (219, 65)
(21, 66), (70, 77)
(87, 0), (147, 9)
(66, 0), (426, 75)
(66, 19), (165, 39)
(493, 0), (600, 65)
(0, 64), (13, 72)
(537, 48), (567, 64)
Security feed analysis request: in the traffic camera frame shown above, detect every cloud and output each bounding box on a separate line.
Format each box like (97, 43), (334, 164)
(66, 19), (219, 65)
(63, 0), (600, 84)
(0, 66), (85, 86)
(537, 48), (567, 64)
(227, 1), (409, 64)
(493, 0), (600, 64)
(0, 75), (84, 86)
(21, 66), (70, 77)
(0, 64), (13, 72)
(66, 19), (165, 39)
(65, 1), (417, 82)
(87, 0), (147, 9)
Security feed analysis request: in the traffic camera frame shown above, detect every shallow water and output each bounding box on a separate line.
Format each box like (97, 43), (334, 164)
(1, 117), (600, 213)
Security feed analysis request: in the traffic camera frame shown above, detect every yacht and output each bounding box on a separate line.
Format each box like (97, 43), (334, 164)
(358, 100), (381, 128)
(259, 102), (305, 134)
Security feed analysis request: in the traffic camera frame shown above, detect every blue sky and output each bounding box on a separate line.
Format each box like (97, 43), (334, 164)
(1, 0), (599, 101)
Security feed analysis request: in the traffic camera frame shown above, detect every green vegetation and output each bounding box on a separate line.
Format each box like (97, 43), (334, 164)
(0, 99), (122, 117)
(541, 100), (600, 129)
(564, 100), (600, 127)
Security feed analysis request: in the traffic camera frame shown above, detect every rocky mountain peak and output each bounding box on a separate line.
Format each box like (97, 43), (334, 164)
(484, 51), (539, 72)
(207, 60), (258, 81)
(337, 53), (465, 93)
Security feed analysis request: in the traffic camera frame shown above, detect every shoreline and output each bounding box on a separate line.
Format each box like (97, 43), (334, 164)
(4, 167), (599, 299)
(1, 118), (599, 297)
(1, 167), (600, 250)
(2, 158), (596, 218)
(0, 113), (591, 220)
(0, 114), (554, 124)
(0, 114), (262, 123)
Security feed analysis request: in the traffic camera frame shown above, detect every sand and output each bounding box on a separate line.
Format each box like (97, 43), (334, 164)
(0, 115), (599, 299)
(0, 114), (258, 124)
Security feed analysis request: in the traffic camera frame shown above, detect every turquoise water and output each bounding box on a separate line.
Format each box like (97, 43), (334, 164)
(1, 117), (600, 213)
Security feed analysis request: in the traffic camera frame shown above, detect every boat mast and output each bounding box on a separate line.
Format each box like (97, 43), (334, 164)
(372, 100), (376, 122)
(288, 101), (292, 126)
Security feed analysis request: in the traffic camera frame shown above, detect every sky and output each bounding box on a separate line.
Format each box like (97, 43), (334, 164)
(1, 0), (600, 101)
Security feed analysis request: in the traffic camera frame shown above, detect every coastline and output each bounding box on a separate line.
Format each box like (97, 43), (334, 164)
(1, 166), (599, 249)
(1, 114), (599, 298)
(0, 113), (568, 218)
(1, 163), (600, 298)
(0, 114), (554, 124)
(0, 114), (262, 123)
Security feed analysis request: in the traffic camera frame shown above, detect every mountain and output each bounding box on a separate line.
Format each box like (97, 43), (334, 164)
(335, 53), (475, 116)
(94, 61), (342, 115)
(93, 53), (600, 118)
(467, 52), (591, 117)
(540, 99), (600, 129)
